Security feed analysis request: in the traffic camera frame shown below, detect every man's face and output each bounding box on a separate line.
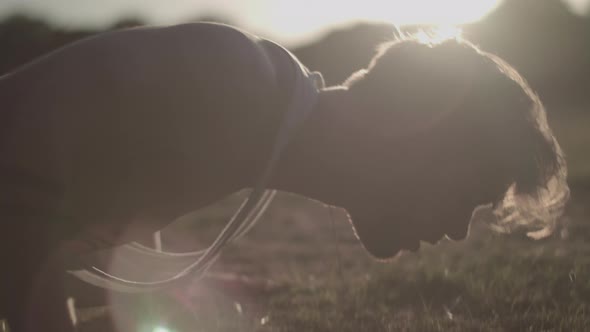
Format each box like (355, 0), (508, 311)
(347, 180), (480, 260)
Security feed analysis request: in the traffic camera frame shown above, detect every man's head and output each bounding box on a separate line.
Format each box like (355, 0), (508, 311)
(337, 35), (569, 259)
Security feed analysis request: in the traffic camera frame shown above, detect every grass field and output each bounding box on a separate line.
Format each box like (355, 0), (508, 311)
(69, 185), (590, 332)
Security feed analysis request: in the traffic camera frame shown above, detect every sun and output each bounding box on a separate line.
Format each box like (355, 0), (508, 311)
(412, 25), (464, 44)
(377, 0), (501, 25)
(265, 0), (501, 45)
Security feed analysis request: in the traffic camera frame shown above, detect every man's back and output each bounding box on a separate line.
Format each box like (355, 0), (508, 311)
(0, 22), (293, 249)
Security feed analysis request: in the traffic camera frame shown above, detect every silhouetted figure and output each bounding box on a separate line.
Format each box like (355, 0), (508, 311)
(0, 23), (568, 331)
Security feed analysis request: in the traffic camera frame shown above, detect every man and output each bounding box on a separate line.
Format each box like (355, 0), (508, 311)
(0, 22), (568, 331)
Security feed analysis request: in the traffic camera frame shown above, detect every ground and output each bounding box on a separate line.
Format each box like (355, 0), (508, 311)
(59, 185), (589, 332)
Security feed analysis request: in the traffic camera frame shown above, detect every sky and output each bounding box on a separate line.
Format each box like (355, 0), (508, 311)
(0, 0), (588, 46)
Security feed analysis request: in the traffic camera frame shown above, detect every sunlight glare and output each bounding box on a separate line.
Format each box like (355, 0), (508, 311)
(563, 0), (590, 15)
(262, 0), (500, 45)
(413, 25), (463, 44)
(375, 0), (500, 25)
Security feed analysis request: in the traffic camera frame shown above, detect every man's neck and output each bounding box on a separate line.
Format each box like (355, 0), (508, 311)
(269, 86), (355, 208)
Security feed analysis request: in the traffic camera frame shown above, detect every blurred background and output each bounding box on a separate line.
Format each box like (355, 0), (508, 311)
(1, 1), (590, 331)
(0, 0), (589, 181)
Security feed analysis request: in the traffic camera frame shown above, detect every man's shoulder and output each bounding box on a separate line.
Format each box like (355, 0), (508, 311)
(165, 22), (282, 91)
(156, 22), (262, 49)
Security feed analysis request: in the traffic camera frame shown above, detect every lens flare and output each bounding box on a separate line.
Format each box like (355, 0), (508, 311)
(152, 326), (171, 332)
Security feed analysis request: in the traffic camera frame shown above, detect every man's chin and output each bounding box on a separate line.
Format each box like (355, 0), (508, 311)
(361, 242), (399, 261)
(349, 217), (423, 260)
(362, 240), (421, 262)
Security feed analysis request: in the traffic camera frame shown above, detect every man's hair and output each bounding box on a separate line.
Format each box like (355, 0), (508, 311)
(343, 33), (569, 239)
